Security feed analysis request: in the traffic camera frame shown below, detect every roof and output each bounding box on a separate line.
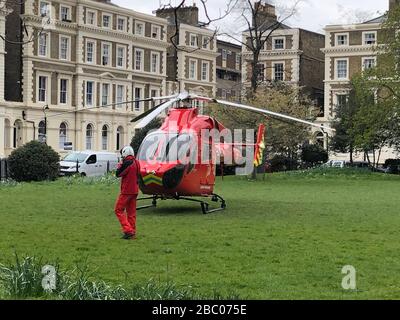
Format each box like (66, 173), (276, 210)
(363, 14), (387, 24)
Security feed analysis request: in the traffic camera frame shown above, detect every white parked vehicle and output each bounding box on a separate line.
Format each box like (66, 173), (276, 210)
(59, 151), (120, 177)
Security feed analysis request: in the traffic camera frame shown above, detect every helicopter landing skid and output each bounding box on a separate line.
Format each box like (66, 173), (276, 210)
(136, 194), (226, 215)
(136, 196), (158, 210)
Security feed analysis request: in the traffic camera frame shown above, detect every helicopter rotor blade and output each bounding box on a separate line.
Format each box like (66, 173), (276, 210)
(133, 92), (190, 129)
(133, 97), (179, 129)
(130, 94), (179, 125)
(192, 95), (333, 132)
(131, 102), (165, 123)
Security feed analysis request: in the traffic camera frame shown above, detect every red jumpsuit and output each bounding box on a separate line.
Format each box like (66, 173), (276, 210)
(115, 155), (139, 235)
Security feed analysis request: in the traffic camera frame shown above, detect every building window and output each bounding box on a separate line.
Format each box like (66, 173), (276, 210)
(273, 37), (285, 50)
(117, 46), (126, 68)
(38, 121), (46, 143)
(134, 87), (142, 111)
(201, 61), (209, 81)
(135, 22), (144, 36)
(38, 33), (48, 57)
(59, 36), (70, 60)
(38, 76), (47, 102)
(256, 64), (265, 82)
(152, 25), (161, 39)
(364, 32), (377, 45)
(362, 57), (376, 70)
(102, 83), (110, 106)
(222, 49), (227, 61)
(221, 89), (227, 100)
(59, 79), (68, 104)
(336, 59), (348, 79)
(86, 124), (93, 150)
(86, 81), (94, 106)
(116, 126), (123, 150)
(135, 49), (143, 71)
(235, 54), (241, 69)
(86, 10), (96, 25)
(151, 89), (159, 98)
(59, 122), (67, 149)
(336, 94), (348, 108)
(151, 52), (159, 74)
(60, 6), (71, 21)
(202, 37), (209, 49)
(190, 34), (198, 47)
(189, 59), (197, 80)
(117, 17), (126, 31)
(336, 34), (348, 46)
(102, 43), (111, 66)
(102, 125), (108, 150)
(102, 14), (112, 28)
(273, 63), (284, 81)
(40, 1), (50, 17)
(86, 40), (95, 63)
(116, 85), (125, 106)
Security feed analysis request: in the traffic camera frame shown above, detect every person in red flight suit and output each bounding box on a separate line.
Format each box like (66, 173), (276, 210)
(115, 146), (140, 240)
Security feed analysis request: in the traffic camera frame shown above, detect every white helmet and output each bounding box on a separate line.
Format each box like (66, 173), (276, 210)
(121, 146), (134, 158)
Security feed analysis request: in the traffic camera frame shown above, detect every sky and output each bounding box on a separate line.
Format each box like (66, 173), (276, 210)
(112, 0), (388, 36)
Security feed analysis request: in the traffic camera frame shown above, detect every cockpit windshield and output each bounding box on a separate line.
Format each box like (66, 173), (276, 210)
(138, 132), (195, 163)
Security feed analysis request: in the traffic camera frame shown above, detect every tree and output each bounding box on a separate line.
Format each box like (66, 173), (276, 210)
(130, 118), (163, 156)
(329, 89), (359, 164)
(8, 140), (60, 182)
(330, 73), (400, 168)
(222, 0), (300, 96)
(208, 82), (316, 163)
(159, 0), (238, 53)
(301, 144), (328, 168)
(350, 74), (400, 167)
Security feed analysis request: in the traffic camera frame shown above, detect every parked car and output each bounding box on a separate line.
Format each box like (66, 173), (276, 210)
(59, 151), (120, 177)
(373, 165), (399, 175)
(323, 160), (370, 169)
(323, 160), (348, 168)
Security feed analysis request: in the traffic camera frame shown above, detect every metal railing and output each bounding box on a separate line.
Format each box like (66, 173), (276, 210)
(0, 158), (9, 181)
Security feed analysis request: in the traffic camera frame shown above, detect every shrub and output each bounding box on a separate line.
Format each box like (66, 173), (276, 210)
(270, 155), (298, 172)
(8, 141), (60, 182)
(130, 118), (163, 155)
(301, 144), (328, 167)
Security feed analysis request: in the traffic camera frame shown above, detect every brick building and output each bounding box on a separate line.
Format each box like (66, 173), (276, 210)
(216, 40), (242, 102)
(321, 0), (400, 159)
(241, 2), (325, 119)
(156, 5), (218, 99)
(0, 1), (219, 158)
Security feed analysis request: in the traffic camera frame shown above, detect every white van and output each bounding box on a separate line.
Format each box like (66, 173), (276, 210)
(59, 151), (120, 177)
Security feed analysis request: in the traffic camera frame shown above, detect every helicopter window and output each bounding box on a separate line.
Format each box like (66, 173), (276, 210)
(138, 132), (195, 163)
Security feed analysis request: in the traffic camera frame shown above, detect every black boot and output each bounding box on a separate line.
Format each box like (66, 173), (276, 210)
(122, 232), (135, 240)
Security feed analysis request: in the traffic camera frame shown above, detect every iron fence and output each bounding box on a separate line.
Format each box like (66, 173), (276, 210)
(0, 158), (9, 180)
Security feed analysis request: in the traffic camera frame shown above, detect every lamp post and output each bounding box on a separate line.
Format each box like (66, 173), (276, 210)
(43, 105), (49, 144)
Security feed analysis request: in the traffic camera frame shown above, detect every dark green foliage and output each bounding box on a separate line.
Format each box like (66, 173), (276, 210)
(270, 155), (298, 172)
(130, 118), (163, 155)
(301, 144), (328, 167)
(8, 141), (60, 182)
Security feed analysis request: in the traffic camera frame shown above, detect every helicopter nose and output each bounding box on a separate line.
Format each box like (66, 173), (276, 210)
(162, 164), (186, 189)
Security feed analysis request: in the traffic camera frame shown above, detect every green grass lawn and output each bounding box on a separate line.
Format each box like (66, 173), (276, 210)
(1, 170), (400, 299)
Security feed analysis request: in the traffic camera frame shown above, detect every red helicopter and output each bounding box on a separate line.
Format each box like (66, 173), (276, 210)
(131, 92), (331, 214)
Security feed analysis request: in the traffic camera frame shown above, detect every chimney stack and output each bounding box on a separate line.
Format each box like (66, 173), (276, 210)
(156, 4), (199, 26)
(389, 0), (400, 10)
(253, 1), (277, 28)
